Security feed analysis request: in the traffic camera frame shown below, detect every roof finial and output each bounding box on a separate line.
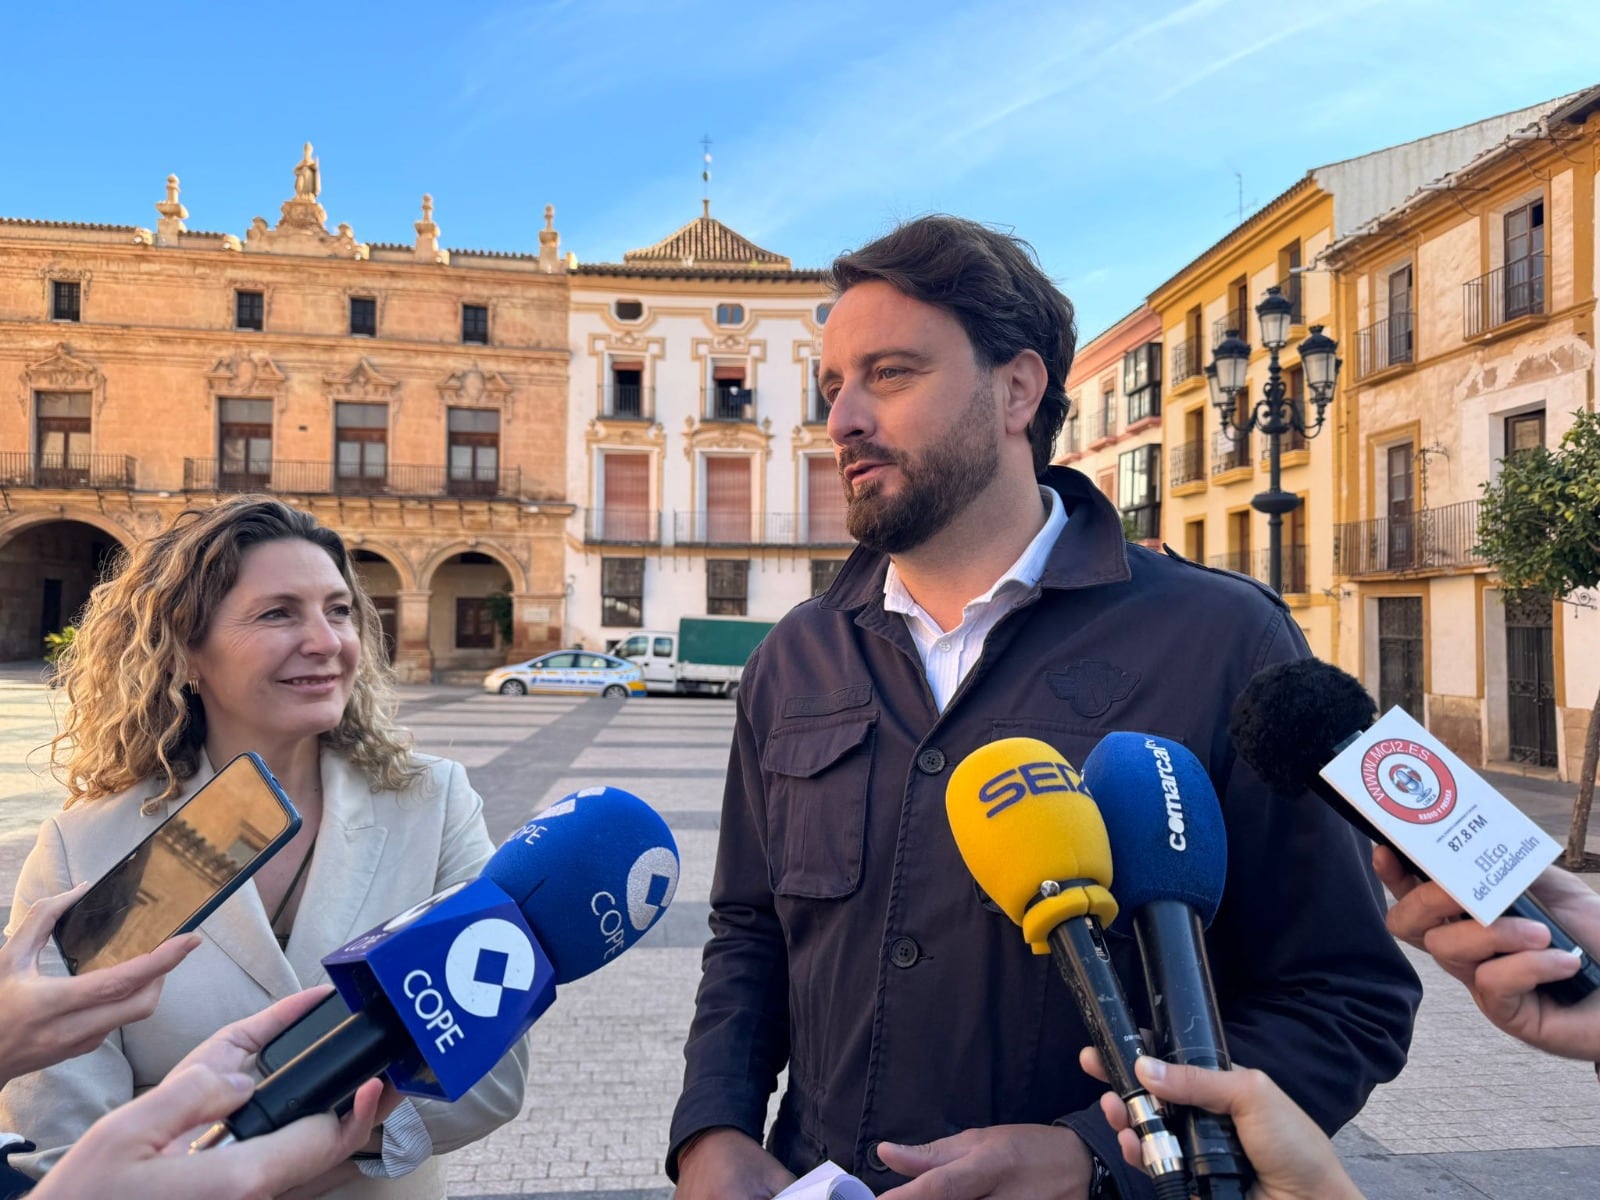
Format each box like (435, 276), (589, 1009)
(701, 134), (712, 217)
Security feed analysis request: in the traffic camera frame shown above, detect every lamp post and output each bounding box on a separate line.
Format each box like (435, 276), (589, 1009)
(1208, 285), (1341, 595)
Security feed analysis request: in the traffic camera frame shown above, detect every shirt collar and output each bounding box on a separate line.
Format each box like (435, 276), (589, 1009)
(882, 485), (1067, 618)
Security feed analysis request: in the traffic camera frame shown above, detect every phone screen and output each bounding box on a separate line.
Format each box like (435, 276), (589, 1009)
(257, 990), (353, 1077)
(54, 753), (300, 974)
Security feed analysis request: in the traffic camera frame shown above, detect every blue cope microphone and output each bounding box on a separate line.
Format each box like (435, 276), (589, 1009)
(1082, 733), (1251, 1200)
(194, 786), (678, 1146)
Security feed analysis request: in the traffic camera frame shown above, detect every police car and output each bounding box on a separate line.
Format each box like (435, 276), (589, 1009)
(483, 651), (647, 698)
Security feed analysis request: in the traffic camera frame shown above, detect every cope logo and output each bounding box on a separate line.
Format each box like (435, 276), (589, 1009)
(442, 919), (539, 1019)
(1359, 739), (1458, 825)
(625, 846), (679, 932)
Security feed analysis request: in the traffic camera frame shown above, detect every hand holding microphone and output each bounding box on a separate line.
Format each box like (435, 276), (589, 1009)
(193, 785), (679, 1150)
(1230, 658), (1600, 1007)
(1080, 1049), (1364, 1200)
(1376, 849), (1600, 1061)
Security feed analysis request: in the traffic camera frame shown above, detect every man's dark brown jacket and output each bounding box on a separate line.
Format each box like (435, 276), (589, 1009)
(669, 467), (1420, 1197)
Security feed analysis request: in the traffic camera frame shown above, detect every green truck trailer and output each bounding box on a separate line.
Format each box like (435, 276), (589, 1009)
(613, 616), (775, 696)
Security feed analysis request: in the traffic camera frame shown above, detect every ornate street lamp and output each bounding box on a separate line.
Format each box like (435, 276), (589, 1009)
(1209, 285), (1342, 595)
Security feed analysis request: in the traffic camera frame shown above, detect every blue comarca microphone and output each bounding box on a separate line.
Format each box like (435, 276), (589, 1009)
(1083, 733), (1252, 1200)
(194, 786), (679, 1147)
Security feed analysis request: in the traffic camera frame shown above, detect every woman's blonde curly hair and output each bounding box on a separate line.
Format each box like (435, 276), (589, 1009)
(51, 496), (419, 809)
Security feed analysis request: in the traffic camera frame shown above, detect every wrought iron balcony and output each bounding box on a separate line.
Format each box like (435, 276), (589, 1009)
(674, 510), (853, 547)
(1277, 274), (1304, 325)
(1334, 498), (1485, 576)
(1464, 255), (1545, 338)
(709, 385), (756, 422)
(583, 507), (661, 545)
(1212, 309), (1246, 348)
(1356, 311), (1415, 378)
(184, 458), (523, 500)
(1170, 439), (1205, 486)
(1170, 336), (1203, 385)
(1212, 428), (1250, 475)
(599, 383), (653, 420)
(0, 452), (136, 489)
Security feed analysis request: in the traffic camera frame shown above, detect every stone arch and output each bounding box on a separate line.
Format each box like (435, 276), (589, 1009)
(0, 512), (131, 661)
(344, 539), (417, 591)
(417, 539), (527, 594)
(0, 508), (133, 554)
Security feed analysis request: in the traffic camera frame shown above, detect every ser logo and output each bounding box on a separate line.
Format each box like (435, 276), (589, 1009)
(1360, 739), (1458, 825)
(978, 759), (1082, 819)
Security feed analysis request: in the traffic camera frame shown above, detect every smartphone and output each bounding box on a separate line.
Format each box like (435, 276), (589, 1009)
(53, 752), (301, 974)
(257, 990), (357, 1114)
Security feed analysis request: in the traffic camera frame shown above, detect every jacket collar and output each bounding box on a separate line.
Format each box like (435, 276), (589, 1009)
(190, 749), (388, 997)
(819, 465), (1132, 613)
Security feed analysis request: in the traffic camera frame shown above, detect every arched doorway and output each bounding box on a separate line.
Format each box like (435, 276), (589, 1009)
(0, 520), (125, 661)
(426, 550), (515, 677)
(351, 548), (403, 664)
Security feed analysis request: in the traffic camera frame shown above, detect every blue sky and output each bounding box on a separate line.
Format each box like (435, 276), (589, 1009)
(4, 1), (1597, 339)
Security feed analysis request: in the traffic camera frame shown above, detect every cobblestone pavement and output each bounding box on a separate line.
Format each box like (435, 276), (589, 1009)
(3, 660), (1599, 1197)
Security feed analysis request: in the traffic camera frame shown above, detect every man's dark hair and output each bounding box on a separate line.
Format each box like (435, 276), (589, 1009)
(828, 215), (1077, 477)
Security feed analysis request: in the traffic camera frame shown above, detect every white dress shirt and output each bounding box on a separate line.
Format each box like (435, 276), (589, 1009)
(883, 486), (1067, 712)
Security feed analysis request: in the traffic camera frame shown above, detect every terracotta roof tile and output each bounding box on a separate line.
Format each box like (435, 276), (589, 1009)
(620, 212), (791, 270)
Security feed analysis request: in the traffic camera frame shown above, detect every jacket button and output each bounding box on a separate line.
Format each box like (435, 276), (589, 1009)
(916, 748), (946, 775)
(889, 936), (921, 968)
(866, 1141), (887, 1171)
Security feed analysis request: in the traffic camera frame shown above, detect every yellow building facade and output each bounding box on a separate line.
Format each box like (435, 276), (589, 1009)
(0, 149), (572, 682)
(1147, 179), (1339, 658)
(1326, 89), (1600, 780)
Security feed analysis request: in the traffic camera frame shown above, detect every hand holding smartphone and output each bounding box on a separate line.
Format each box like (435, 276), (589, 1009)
(53, 753), (301, 975)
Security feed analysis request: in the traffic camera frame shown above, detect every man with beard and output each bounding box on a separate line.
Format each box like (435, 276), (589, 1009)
(667, 216), (1420, 1200)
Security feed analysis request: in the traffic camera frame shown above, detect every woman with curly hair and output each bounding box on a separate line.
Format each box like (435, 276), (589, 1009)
(0, 497), (529, 1198)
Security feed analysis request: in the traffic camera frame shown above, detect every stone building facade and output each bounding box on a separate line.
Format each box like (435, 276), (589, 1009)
(0, 147), (571, 682)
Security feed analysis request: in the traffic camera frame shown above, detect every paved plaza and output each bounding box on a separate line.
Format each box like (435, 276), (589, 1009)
(3, 660), (1600, 1197)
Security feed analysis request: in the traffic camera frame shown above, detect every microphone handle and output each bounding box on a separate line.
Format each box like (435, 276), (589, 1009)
(1505, 892), (1600, 1006)
(1133, 901), (1255, 1200)
(228, 1005), (400, 1142)
(1307, 776), (1600, 1005)
(1047, 916), (1189, 1199)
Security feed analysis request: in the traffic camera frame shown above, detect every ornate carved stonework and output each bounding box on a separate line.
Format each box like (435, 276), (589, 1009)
(585, 419), (666, 449)
(438, 365), (514, 416)
(243, 144), (368, 259)
(682, 415), (774, 460)
(206, 352), (288, 409)
(791, 424), (829, 450)
(325, 358), (401, 407)
(21, 343), (106, 417)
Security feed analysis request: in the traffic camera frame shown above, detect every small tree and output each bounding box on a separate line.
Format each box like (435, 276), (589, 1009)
(1476, 408), (1600, 867)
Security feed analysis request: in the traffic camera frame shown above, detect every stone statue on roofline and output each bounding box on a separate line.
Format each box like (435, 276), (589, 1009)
(294, 143), (320, 200)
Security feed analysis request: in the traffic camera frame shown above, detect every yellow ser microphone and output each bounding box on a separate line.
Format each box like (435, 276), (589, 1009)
(946, 738), (1191, 1200)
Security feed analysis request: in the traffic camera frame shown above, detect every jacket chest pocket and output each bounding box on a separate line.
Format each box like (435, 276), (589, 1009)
(762, 713), (877, 899)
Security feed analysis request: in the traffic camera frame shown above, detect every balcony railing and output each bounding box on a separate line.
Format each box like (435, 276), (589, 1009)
(674, 510), (853, 547)
(184, 458), (522, 499)
(1170, 439), (1205, 486)
(1334, 498), (1485, 576)
(1259, 421), (1308, 458)
(599, 383), (653, 420)
(1212, 428), (1250, 475)
(0, 452), (136, 489)
(1213, 309), (1246, 347)
(1278, 274), (1304, 325)
(1356, 311), (1414, 378)
(1464, 255), (1545, 338)
(1090, 406), (1117, 445)
(1207, 546), (1308, 594)
(709, 386), (756, 422)
(583, 507), (662, 544)
(1171, 336), (1203, 384)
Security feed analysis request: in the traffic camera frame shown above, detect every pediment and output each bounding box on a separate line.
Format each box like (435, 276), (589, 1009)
(206, 352), (287, 396)
(25, 342), (101, 390)
(325, 357), (400, 401)
(437, 366), (513, 405)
